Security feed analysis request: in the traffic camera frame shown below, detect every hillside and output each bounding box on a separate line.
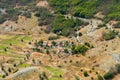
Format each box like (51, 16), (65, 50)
(49, 0), (120, 20)
(0, 0), (120, 80)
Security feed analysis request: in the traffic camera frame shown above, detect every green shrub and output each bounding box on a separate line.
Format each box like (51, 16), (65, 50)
(38, 40), (43, 47)
(64, 49), (69, 53)
(97, 75), (103, 80)
(21, 11), (32, 18)
(46, 49), (50, 54)
(48, 35), (60, 40)
(84, 71), (89, 77)
(75, 76), (80, 80)
(72, 45), (88, 55)
(84, 42), (94, 48)
(104, 72), (114, 80)
(52, 41), (56, 46)
(105, 13), (120, 22)
(33, 48), (42, 53)
(116, 64), (120, 73)
(78, 32), (82, 36)
(114, 22), (120, 28)
(103, 30), (118, 40)
(0, 15), (6, 24)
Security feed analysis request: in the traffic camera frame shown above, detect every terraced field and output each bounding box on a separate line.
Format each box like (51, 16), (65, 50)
(0, 0), (120, 80)
(0, 34), (32, 54)
(45, 66), (64, 80)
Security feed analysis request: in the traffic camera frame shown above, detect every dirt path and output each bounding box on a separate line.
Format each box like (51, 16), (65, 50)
(5, 67), (39, 80)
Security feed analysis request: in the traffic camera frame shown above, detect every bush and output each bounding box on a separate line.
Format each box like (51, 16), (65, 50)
(21, 11), (32, 18)
(104, 72), (114, 80)
(33, 48), (42, 52)
(114, 22), (120, 28)
(0, 15), (6, 24)
(2, 75), (6, 78)
(38, 40), (43, 47)
(75, 76), (80, 80)
(103, 1), (120, 22)
(84, 71), (89, 77)
(52, 41), (56, 46)
(44, 25), (52, 33)
(97, 75), (103, 80)
(8, 67), (11, 73)
(103, 30), (118, 40)
(78, 32), (82, 36)
(84, 42), (94, 48)
(116, 64), (120, 73)
(72, 45), (88, 55)
(105, 13), (120, 22)
(64, 49), (69, 53)
(46, 49), (50, 54)
(48, 36), (60, 40)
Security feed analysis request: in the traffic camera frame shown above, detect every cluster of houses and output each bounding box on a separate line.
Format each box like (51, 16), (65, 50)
(31, 40), (76, 55)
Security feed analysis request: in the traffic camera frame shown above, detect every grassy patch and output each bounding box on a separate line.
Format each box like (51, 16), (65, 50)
(0, 35), (32, 44)
(0, 74), (2, 78)
(49, 77), (62, 80)
(45, 66), (63, 80)
(18, 63), (30, 68)
(0, 35), (32, 54)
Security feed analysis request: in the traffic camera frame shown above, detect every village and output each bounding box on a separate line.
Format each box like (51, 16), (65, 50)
(0, 0), (120, 80)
